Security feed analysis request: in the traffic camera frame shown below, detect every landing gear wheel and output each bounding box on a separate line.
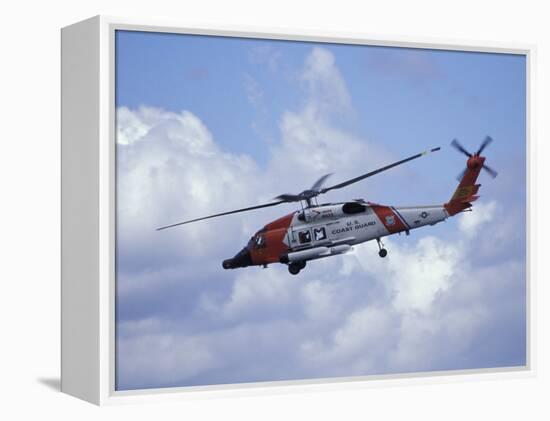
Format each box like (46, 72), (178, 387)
(288, 263), (301, 275)
(376, 238), (388, 258)
(298, 261), (307, 270)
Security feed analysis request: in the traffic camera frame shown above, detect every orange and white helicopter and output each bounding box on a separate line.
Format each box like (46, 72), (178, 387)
(158, 137), (497, 275)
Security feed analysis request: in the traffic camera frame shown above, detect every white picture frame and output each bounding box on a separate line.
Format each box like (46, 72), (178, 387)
(61, 15), (534, 405)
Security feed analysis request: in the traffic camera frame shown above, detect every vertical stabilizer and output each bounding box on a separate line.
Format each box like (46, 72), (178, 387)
(444, 157), (484, 216)
(445, 137), (497, 217)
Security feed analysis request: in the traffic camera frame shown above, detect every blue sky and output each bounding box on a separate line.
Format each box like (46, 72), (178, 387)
(115, 30), (526, 390)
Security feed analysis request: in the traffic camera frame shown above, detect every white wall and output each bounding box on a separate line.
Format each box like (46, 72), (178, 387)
(0, 0), (547, 418)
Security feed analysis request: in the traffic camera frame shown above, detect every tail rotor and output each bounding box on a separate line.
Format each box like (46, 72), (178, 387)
(451, 136), (498, 179)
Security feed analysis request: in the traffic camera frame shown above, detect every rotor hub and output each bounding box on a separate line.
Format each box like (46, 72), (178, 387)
(451, 137), (497, 180)
(467, 156), (485, 169)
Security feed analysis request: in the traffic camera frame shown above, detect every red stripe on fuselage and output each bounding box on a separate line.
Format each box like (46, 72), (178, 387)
(371, 205), (407, 233)
(264, 212), (295, 231)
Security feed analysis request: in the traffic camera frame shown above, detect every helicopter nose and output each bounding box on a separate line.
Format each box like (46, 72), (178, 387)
(222, 259), (234, 269)
(222, 247), (252, 269)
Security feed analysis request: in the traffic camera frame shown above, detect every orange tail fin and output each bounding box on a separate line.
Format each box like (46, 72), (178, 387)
(444, 156), (485, 216)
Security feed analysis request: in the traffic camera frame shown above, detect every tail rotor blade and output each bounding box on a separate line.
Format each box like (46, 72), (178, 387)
(456, 167), (467, 181)
(477, 135), (493, 155)
(482, 164), (498, 178)
(451, 139), (472, 157)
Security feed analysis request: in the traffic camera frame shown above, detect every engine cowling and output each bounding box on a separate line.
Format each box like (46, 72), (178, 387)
(298, 202), (367, 222)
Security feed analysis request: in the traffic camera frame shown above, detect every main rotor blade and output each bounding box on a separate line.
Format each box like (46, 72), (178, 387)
(310, 173), (333, 192)
(274, 193), (302, 202)
(477, 135), (493, 155)
(451, 139), (472, 157)
(482, 164), (498, 178)
(156, 200), (287, 231)
(320, 147), (441, 194)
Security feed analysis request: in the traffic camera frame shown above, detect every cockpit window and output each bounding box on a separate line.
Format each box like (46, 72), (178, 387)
(248, 228), (267, 250)
(253, 235), (266, 249)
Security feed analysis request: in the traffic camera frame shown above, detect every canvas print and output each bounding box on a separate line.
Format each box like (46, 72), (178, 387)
(115, 30), (527, 390)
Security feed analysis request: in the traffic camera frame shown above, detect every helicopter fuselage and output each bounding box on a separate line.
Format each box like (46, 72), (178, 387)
(222, 201), (448, 270)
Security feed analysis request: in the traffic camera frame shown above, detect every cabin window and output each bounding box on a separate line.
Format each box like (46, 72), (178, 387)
(313, 227), (327, 241)
(298, 229), (311, 244)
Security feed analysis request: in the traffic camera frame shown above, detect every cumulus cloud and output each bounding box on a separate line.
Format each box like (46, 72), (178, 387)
(116, 106), (153, 146)
(301, 47), (352, 116)
(115, 47), (526, 390)
(458, 200), (498, 237)
(117, 330), (219, 389)
(355, 236), (462, 313)
(267, 47), (390, 196)
(116, 106), (263, 263)
(300, 305), (397, 376)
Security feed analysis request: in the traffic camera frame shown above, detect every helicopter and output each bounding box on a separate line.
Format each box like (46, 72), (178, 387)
(157, 137), (497, 275)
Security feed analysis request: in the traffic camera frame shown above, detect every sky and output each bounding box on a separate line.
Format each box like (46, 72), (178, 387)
(114, 30), (527, 390)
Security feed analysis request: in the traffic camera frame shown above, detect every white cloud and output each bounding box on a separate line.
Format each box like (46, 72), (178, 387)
(117, 330), (219, 388)
(301, 280), (342, 321)
(221, 268), (297, 320)
(301, 47), (351, 116)
(268, 47), (390, 194)
(116, 106), (264, 265)
(299, 305), (396, 375)
(273, 107), (367, 176)
(458, 200), (498, 237)
(348, 236), (461, 313)
(116, 106), (152, 146)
